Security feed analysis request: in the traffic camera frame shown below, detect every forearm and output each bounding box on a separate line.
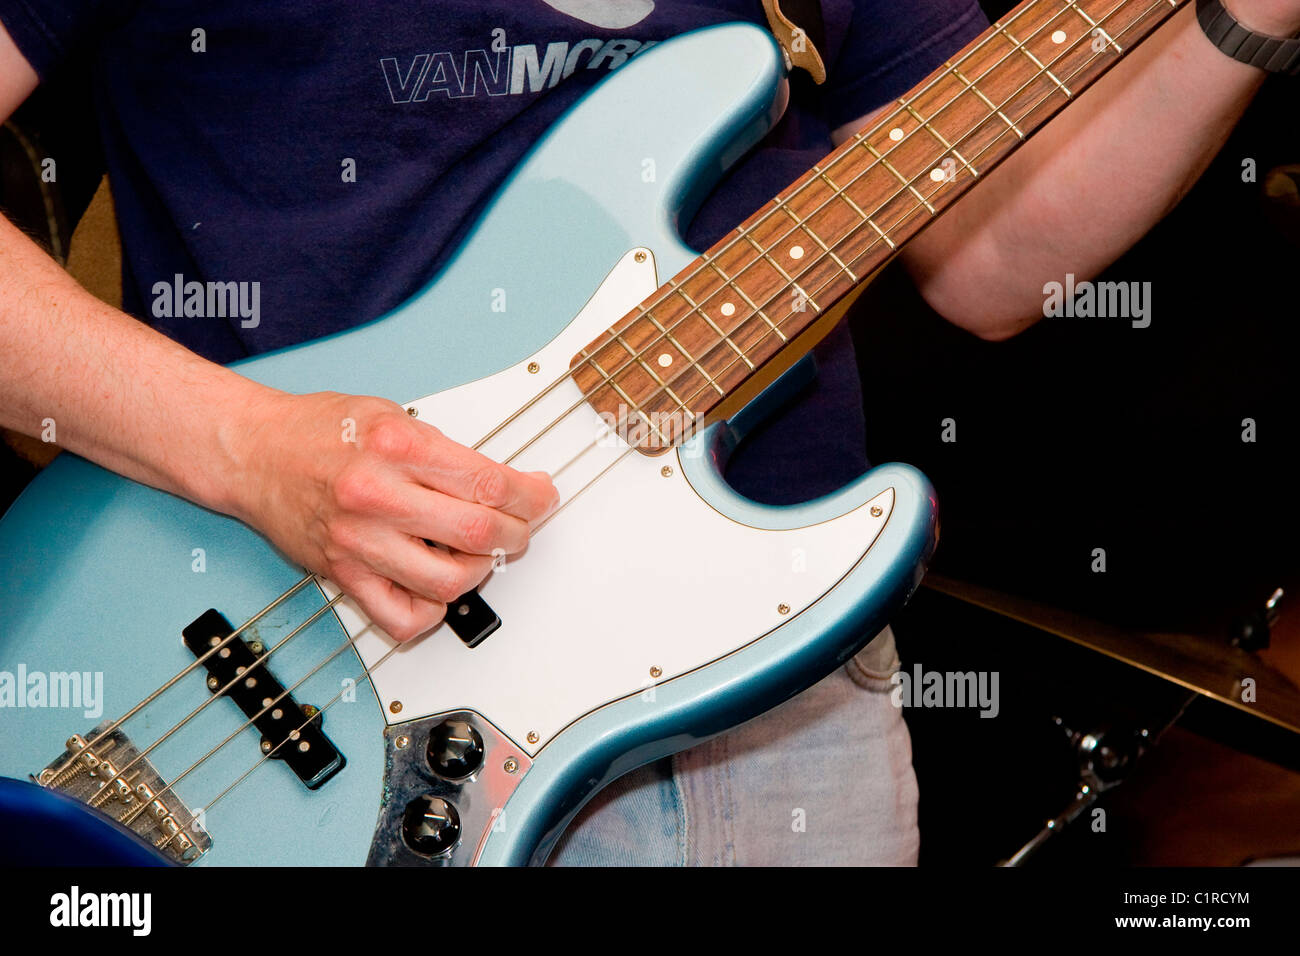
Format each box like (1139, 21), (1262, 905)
(0, 213), (278, 512)
(901, 1), (1297, 339)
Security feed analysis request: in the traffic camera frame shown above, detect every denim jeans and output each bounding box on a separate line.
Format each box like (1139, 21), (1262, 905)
(548, 626), (918, 866)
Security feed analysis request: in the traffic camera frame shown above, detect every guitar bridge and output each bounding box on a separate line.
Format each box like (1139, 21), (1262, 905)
(36, 724), (213, 864)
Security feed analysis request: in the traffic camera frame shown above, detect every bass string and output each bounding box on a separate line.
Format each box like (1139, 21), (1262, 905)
(119, 631), (358, 829)
(76, 0), (1081, 754)
(469, 0), (1068, 459)
(496, 0), (1143, 488)
(489, 0), (1119, 468)
(531, 0), (1164, 528)
(158, 642), (403, 854)
(75, 0), (1077, 756)
(83, 594), (345, 810)
(45, 573), (318, 779)
(75, 0), (1155, 823)
(169, 0), (1163, 851)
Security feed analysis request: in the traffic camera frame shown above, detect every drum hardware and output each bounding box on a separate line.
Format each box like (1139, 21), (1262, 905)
(998, 700), (1193, 866)
(920, 577), (1296, 865)
(922, 575), (1300, 737)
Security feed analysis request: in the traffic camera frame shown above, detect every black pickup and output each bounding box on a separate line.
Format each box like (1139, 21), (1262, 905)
(183, 609), (345, 790)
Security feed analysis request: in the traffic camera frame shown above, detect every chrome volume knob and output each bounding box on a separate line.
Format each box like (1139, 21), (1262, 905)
(426, 719), (484, 780)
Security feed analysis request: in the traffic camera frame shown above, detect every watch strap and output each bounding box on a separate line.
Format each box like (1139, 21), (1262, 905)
(1196, 0), (1300, 75)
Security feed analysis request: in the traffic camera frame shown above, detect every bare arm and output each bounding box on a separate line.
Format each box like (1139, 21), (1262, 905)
(834, 0), (1300, 340)
(0, 24), (556, 642)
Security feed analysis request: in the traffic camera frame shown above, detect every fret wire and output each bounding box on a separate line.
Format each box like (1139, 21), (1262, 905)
(667, 279), (756, 370)
(877, 0), (1137, 239)
(738, 228), (794, 282)
(848, 0), (1159, 278)
(740, 0), (1130, 329)
(705, 260), (788, 342)
(585, 347), (660, 438)
(831, 0), (1096, 238)
(775, 204), (839, 258)
(1062, 0), (1125, 51)
(570, 0), (1063, 367)
(776, 204), (859, 281)
(630, 0), (1157, 433)
(599, 359), (673, 447)
(739, 230), (822, 311)
(570, 0), (1159, 443)
(527, 0), (1149, 473)
(611, 332), (642, 364)
(579, 347), (614, 382)
(816, 167), (899, 251)
(997, 21), (1074, 97)
(947, 63), (1026, 139)
(817, 169), (897, 249)
(639, 358), (694, 415)
(615, 331), (694, 413)
(861, 140), (938, 214)
(616, 0), (1166, 454)
(637, 307), (727, 397)
(815, 169), (862, 224)
(615, 0), (1122, 416)
(834, 0), (1050, 156)
(613, 0), (1080, 345)
(733, 0), (1099, 296)
(901, 102), (981, 177)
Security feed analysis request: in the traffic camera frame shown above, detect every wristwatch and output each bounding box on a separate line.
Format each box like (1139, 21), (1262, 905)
(1196, 0), (1300, 74)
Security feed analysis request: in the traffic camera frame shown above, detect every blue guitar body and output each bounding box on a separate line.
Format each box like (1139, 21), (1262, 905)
(0, 23), (936, 866)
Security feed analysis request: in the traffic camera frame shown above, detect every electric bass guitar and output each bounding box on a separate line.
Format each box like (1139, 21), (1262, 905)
(0, 0), (1186, 865)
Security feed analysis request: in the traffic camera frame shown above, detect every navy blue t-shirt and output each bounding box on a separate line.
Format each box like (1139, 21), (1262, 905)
(2, 0), (986, 501)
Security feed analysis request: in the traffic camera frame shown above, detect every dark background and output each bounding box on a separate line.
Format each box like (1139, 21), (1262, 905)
(849, 0), (1300, 864)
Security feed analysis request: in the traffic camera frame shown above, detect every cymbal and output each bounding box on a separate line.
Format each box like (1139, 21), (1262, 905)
(922, 573), (1300, 737)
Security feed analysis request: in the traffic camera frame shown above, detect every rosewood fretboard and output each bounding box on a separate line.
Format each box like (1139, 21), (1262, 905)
(572, 0), (1187, 452)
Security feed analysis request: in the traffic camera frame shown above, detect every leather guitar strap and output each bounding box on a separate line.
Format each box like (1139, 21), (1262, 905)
(761, 0), (830, 83)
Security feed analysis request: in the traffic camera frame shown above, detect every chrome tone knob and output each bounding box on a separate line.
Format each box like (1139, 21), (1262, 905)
(401, 795), (461, 857)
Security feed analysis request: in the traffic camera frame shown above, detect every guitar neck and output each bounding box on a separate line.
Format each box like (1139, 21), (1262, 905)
(576, 0), (1188, 450)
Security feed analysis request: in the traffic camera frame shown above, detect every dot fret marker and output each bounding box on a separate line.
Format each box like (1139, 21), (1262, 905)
(789, 246), (804, 260)
(657, 353), (673, 368)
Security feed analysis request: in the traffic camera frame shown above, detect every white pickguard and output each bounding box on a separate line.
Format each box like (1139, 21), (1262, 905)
(321, 249), (893, 755)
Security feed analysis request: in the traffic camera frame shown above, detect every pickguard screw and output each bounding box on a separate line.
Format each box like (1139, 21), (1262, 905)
(504, 758), (519, 774)
(395, 735), (410, 750)
(206, 675), (219, 691)
(407, 406), (418, 417)
(389, 700), (403, 715)
(260, 738), (273, 754)
(527, 362), (540, 374)
(248, 640), (264, 655)
(634, 250), (647, 263)
(870, 505), (883, 517)
(302, 704), (320, 718)
(649, 666), (662, 678)
(778, 604), (791, 615)
(527, 732), (539, 744)
(661, 466), (673, 477)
